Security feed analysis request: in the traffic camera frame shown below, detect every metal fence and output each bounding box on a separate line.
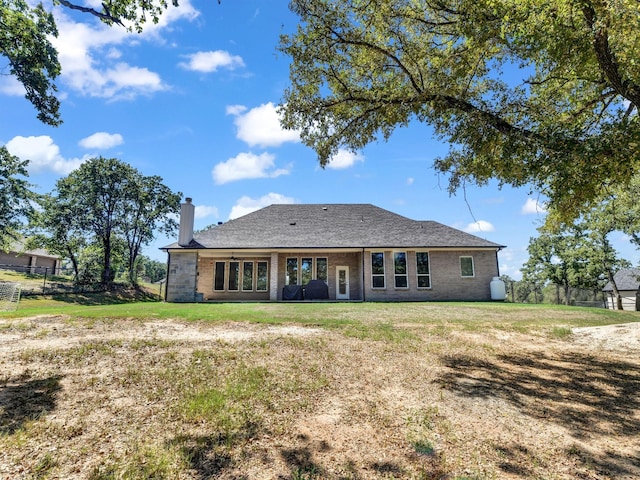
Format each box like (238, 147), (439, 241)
(0, 264), (87, 295)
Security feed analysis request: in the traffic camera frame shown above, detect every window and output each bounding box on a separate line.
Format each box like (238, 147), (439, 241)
(460, 256), (475, 277)
(214, 262), (225, 291)
(256, 262), (268, 291)
(243, 262), (253, 291)
(286, 258), (298, 285)
(394, 252), (408, 288)
(416, 252), (431, 288)
(371, 252), (385, 288)
(301, 257), (313, 285)
(317, 258), (328, 283)
(229, 261), (240, 290)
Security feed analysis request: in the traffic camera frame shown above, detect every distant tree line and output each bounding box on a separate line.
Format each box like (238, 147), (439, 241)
(0, 152), (180, 288)
(501, 182), (640, 309)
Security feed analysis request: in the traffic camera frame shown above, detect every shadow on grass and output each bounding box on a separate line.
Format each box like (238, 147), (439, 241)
(437, 350), (640, 477)
(169, 420), (262, 479)
(0, 375), (63, 434)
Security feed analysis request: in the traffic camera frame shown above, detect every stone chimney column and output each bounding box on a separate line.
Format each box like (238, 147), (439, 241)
(178, 197), (195, 246)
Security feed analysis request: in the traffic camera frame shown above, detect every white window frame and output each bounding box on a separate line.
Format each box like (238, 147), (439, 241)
(393, 251), (408, 289)
(228, 261), (240, 291)
(301, 257), (313, 285)
(286, 257), (299, 285)
(242, 261), (254, 291)
(316, 257), (328, 283)
(214, 261), (225, 291)
(371, 252), (385, 289)
(416, 251), (431, 289)
(256, 261), (268, 292)
(460, 256), (475, 278)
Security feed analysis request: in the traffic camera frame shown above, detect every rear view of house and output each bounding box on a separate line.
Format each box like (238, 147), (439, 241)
(162, 200), (505, 303)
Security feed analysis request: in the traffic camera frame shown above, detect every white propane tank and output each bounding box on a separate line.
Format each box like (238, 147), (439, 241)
(490, 277), (506, 301)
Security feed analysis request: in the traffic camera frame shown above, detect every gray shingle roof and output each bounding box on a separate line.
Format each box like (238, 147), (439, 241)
(602, 268), (640, 292)
(163, 204), (504, 250)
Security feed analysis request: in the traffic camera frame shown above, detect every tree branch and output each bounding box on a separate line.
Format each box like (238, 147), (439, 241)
(56, 0), (124, 26)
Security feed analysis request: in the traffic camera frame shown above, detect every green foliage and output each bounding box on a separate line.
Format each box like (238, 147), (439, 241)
(30, 157), (180, 286)
(0, 0), (61, 125)
(137, 256), (166, 283)
(2, 0), (207, 125)
(281, 0), (640, 223)
(521, 224), (628, 305)
(0, 146), (36, 250)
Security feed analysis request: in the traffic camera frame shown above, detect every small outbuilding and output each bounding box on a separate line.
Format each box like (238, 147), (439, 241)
(0, 242), (61, 276)
(602, 268), (640, 311)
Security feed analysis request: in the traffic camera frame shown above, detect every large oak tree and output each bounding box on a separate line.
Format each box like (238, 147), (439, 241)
(34, 157), (181, 286)
(280, 0), (640, 222)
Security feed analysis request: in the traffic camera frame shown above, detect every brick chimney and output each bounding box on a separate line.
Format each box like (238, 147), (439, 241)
(178, 197), (195, 246)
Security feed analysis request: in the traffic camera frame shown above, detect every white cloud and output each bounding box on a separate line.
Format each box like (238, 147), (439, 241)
(79, 132), (124, 149)
(179, 50), (244, 72)
(226, 104), (247, 116)
(229, 193), (295, 220)
(195, 205), (219, 219)
(228, 102), (300, 148)
(212, 152), (290, 184)
(326, 149), (365, 169)
(464, 220), (495, 233)
(521, 197), (547, 215)
(46, 2), (198, 101)
(6, 135), (87, 175)
(407, 177), (415, 185)
(0, 76), (25, 96)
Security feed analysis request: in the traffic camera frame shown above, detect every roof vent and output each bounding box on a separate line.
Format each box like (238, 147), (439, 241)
(290, 222), (297, 226)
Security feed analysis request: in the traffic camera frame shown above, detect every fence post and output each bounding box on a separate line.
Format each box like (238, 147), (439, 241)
(43, 267), (48, 294)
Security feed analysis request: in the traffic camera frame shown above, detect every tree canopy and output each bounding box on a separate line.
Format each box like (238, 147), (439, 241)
(1, 0), (211, 125)
(280, 0), (640, 223)
(32, 157), (181, 285)
(1, 0), (61, 125)
(0, 146), (35, 251)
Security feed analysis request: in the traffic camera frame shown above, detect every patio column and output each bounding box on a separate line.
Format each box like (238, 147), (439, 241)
(269, 251), (279, 301)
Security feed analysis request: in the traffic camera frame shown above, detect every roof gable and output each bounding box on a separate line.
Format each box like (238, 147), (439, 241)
(164, 204), (504, 250)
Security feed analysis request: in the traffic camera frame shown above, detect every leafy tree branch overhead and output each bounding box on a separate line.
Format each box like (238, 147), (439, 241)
(0, 0), (221, 126)
(279, 0), (640, 223)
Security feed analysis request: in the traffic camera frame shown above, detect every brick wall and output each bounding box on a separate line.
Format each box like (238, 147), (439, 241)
(275, 252), (362, 300)
(197, 255), (271, 301)
(363, 249), (498, 301)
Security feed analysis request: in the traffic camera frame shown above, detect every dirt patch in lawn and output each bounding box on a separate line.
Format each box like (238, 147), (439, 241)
(1, 316), (639, 479)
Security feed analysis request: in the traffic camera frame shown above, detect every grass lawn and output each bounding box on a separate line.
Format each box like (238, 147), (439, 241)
(1, 298), (639, 479)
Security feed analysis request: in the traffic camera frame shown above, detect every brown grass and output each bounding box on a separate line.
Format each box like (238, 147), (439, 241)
(1, 312), (639, 479)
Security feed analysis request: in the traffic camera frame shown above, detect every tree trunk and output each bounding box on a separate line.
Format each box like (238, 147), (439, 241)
(605, 270), (623, 310)
(102, 232), (112, 287)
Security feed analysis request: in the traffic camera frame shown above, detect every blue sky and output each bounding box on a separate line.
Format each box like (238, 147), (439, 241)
(1, 0), (637, 279)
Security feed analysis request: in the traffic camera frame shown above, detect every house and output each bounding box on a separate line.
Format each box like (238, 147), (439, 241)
(602, 268), (640, 311)
(0, 241), (61, 275)
(161, 199), (506, 303)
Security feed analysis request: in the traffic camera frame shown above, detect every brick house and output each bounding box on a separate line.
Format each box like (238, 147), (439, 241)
(161, 199), (505, 302)
(0, 242), (61, 275)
